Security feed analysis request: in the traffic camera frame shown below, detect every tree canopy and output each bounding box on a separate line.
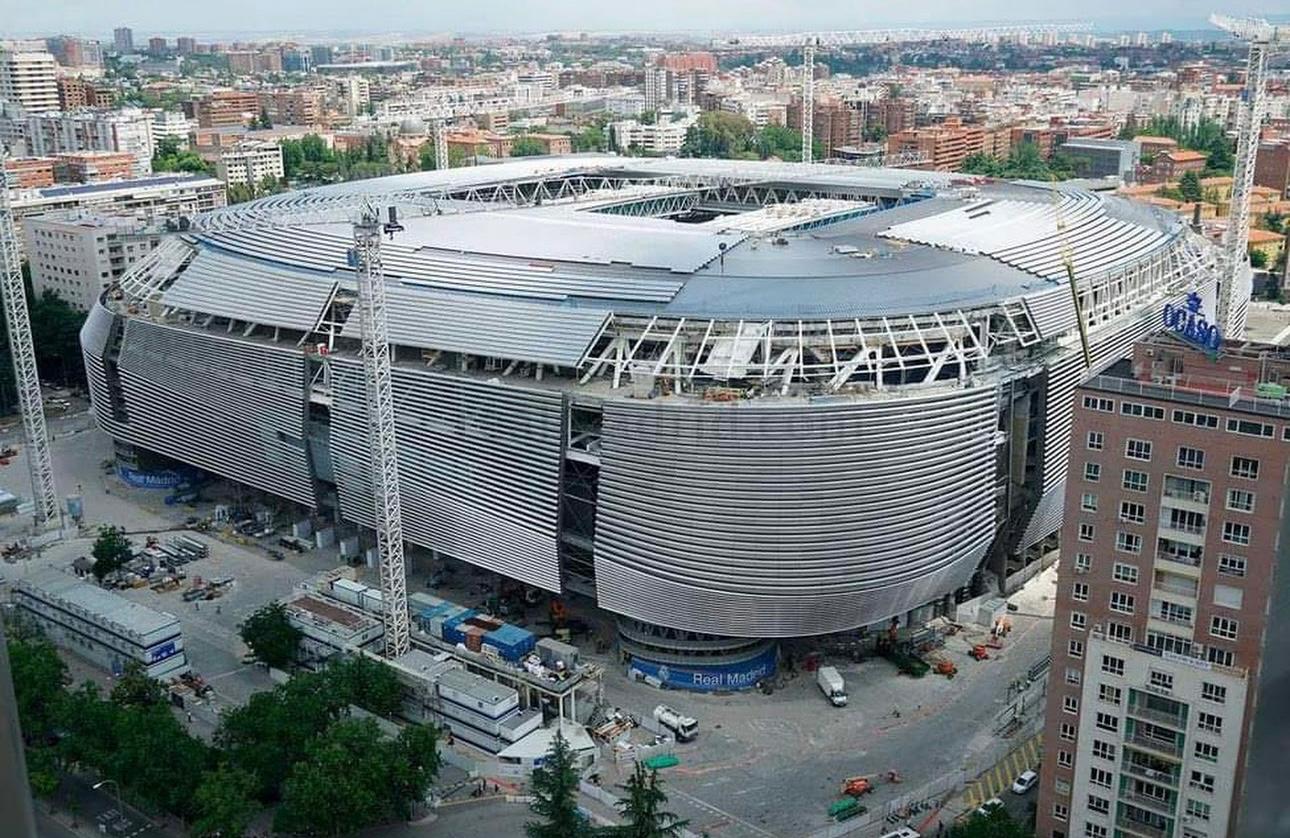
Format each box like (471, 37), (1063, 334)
(610, 762), (689, 838)
(0, 278), (89, 414)
(1127, 116), (1235, 176)
(680, 111), (820, 162)
(526, 731), (594, 838)
(90, 526), (134, 581)
(152, 136), (212, 175)
(961, 141), (1080, 181)
(949, 805), (1031, 838)
(511, 136), (548, 157)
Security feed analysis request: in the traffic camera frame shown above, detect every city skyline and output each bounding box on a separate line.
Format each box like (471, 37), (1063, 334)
(1, 1), (1286, 39)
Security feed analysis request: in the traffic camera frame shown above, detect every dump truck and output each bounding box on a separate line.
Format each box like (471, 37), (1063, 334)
(653, 704), (698, 742)
(817, 665), (848, 707)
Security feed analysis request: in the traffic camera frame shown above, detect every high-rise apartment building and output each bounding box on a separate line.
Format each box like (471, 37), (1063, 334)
(787, 97), (862, 159)
(176, 37), (196, 56)
(257, 89), (324, 126)
(1037, 331), (1290, 838)
(57, 76), (116, 110)
(113, 27), (134, 54)
(0, 50), (60, 114)
(886, 117), (985, 172)
(147, 37), (167, 56)
(22, 109), (155, 176)
(214, 140), (284, 187)
(192, 90), (260, 128)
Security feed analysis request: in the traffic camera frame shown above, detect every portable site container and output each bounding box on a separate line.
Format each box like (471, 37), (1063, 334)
(484, 624), (537, 661)
(329, 578), (365, 607)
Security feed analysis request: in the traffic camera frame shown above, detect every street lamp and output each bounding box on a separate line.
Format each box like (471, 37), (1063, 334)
(91, 779), (122, 814)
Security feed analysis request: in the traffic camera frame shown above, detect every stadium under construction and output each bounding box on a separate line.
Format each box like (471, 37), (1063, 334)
(80, 156), (1244, 688)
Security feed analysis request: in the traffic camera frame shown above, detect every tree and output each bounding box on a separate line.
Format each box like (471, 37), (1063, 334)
(256, 108), (273, 129)
(192, 764), (259, 838)
(610, 763), (688, 838)
(152, 136), (212, 175)
(1262, 211), (1286, 236)
(327, 655), (405, 718)
(681, 111), (757, 159)
(525, 731), (592, 838)
(110, 661), (167, 708)
(274, 717), (437, 835)
(949, 805), (1030, 838)
(6, 631), (68, 744)
(1179, 169), (1203, 203)
(238, 602), (301, 669)
(1250, 248), (1269, 270)
(91, 526), (133, 581)
(512, 136), (548, 157)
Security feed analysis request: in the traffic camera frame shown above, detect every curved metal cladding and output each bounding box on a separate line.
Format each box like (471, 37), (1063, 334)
(593, 385), (1000, 637)
(328, 360), (565, 592)
(83, 311), (317, 507)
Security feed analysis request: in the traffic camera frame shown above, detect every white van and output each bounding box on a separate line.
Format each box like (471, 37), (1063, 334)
(878, 828), (921, 838)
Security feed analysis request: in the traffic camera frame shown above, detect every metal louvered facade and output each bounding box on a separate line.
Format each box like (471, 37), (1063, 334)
(161, 249), (338, 332)
(328, 360), (565, 591)
(86, 314), (317, 507)
(593, 387), (1000, 637)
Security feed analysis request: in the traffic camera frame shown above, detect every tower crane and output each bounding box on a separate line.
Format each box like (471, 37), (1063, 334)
(1209, 13), (1288, 337)
(720, 23), (1093, 165)
(0, 152), (60, 527)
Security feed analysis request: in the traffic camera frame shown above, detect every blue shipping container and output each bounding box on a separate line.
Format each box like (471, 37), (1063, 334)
(484, 624), (536, 661)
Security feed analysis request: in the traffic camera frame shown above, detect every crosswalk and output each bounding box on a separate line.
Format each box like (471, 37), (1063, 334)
(961, 732), (1043, 810)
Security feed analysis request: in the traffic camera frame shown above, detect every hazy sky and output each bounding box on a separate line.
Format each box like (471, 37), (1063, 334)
(0, 0), (1281, 38)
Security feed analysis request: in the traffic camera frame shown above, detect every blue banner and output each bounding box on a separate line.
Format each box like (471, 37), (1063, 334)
(629, 644), (777, 692)
(116, 464), (200, 489)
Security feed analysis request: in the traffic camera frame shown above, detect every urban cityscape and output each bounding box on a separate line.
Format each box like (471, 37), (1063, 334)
(1, 4), (1289, 838)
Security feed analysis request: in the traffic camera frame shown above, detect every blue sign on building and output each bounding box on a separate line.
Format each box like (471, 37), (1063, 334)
(1163, 291), (1222, 354)
(628, 644), (778, 692)
(149, 641), (178, 663)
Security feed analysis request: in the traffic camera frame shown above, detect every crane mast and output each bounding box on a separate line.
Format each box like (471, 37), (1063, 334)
(801, 41), (815, 164)
(0, 159), (59, 527)
(351, 213), (410, 658)
(1209, 13), (1287, 337)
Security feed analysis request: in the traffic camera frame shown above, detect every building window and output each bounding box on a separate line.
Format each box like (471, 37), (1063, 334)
(1060, 722), (1077, 742)
(1195, 741), (1220, 763)
(1074, 553), (1092, 573)
(1083, 396), (1114, 412)
(1115, 532), (1142, 554)
(1149, 670), (1174, 692)
(1190, 771), (1215, 793)
(1087, 794), (1111, 815)
(1173, 409), (1219, 428)
(1176, 446), (1205, 470)
(1109, 591), (1135, 614)
(1186, 799), (1213, 821)
(1082, 492), (1098, 512)
(1125, 439), (1153, 461)
(1090, 767), (1113, 789)
(1084, 825), (1108, 838)
(1063, 695), (1079, 715)
(1222, 521), (1251, 546)
(1098, 683), (1122, 705)
(1119, 501), (1146, 524)
(1226, 418), (1273, 438)
(1053, 802), (1069, 822)
(1197, 711), (1222, 734)
(1095, 712), (1118, 733)
(1101, 655), (1125, 676)
(1202, 682), (1227, 704)
(1087, 431), (1104, 450)
(1068, 639), (1084, 659)
(1070, 611), (1087, 631)
(1112, 563), (1139, 584)
(1122, 401), (1165, 420)
(1154, 600), (1193, 627)
(1055, 777), (1071, 795)
(1066, 667), (1082, 686)
(1085, 462), (1102, 482)
(1231, 456), (1260, 479)
(1210, 615), (1239, 640)
(1072, 582), (1089, 602)
(1057, 750), (1073, 768)
(1107, 622), (1134, 643)
(1079, 523), (1095, 542)
(1207, 647), (1235, 667)
(1213, 584), (1244, 610)
(1091, 740), (1116, 761)
(1226, 489), (1255, 513)
(1122, 469), (1149, 492)
(1218, 554), (1247, 578)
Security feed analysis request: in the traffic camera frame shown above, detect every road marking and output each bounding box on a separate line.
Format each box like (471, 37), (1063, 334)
(666, 786), (778, 838)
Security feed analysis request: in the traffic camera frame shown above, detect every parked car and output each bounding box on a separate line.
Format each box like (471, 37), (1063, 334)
(976, 797), (1004, 817)
(1011, 770), (1038, 794)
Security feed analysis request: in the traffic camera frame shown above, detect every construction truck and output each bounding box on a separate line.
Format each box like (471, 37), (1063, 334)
(653, 704), (698, 742)
(817, 665), (848, 707)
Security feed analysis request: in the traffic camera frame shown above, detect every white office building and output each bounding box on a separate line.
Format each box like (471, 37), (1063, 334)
(22, 108), (157, 176)
(23, 212), (163, 311)
(0, 49), (59, 114)
(14, 567), (189, 679)
(610, 116), (695, 154)
(215, 140), (284, 187)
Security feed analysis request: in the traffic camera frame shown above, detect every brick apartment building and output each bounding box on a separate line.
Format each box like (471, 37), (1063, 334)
(1036, 332), (1290, 838)
(1148, 150), (1209, 185)
(787, 97), (862, 159)
(1254, 138), (1290, 198)
(52, 151), (135, 183)
(191, 90), (260, 128)
(1010, 119), (1116, 159)
(3, 156), (56, 188)
(257, 88), (325, 127)
(56, 76), (115, 110)
(886, 116), (985, 172)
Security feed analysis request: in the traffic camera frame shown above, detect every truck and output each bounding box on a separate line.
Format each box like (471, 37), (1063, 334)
(817, 665), (848, 707)
(653, 704), (698, 742)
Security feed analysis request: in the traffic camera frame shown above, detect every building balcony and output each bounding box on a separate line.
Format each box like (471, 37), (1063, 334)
(1148, 609), (1194, 629)
(1126, 731), (1184, 759)
(1121, 759), (1179, 787)
(1127, 703), (1187, 730)
(1116, 814), (1170, 838)
(1153, 579), (1199, 598)
(1161, 487), (1210, 507)
(1157, 523), (1205, 544)
(1118, 790), (1177, 817)
(1154, 551), (1202, 576)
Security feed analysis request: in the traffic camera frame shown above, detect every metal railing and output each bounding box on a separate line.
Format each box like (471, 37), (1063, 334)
(1126, 731), (1185, 759)
(1119, 790), (1177, 816)
(1127, 703), (1188, 730)
(1116, 812), (1170, 838)
(1154, 550), (1202, 569)
(1121, 759), (1179, 787)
